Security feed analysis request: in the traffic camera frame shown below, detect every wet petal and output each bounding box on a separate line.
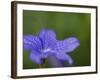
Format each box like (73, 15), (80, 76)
(56, 53), (73, 64)
(23, 35), (42, 51)
(55, 37), (80, 53)
(39, 29), (56, 49)
(29, 50), (42, 64)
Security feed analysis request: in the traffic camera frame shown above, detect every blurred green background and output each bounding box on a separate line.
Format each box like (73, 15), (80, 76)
(23, 10), (91, 69)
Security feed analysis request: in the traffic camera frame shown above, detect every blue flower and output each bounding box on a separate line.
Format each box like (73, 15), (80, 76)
(23, 29), (80, 65)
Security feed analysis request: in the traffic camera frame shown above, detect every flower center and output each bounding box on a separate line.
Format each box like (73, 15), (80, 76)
(42, 48), (51, 53)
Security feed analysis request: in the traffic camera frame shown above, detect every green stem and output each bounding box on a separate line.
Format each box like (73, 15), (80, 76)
(39, 64), (42, 68)
(38, 59), (47, 68)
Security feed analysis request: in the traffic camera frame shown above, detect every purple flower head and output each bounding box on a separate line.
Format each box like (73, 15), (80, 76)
(24, 29), (80, 65)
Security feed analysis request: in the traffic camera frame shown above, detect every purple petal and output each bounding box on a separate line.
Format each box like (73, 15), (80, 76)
(39, 29), (56, 49)
(23, 35), (42, 51)
(47, 55), (63, 67)
(29, 50), (42, 64)
(56, 53), (73, 64)
(55, 37), (80, 53)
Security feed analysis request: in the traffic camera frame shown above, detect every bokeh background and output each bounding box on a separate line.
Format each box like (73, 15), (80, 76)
(23, 10), (91, 69)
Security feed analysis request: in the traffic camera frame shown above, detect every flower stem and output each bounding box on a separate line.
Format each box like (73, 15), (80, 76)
(38, 59), (47, 68)
(43, 59), (47, 67)
(39, 64), (42, 68)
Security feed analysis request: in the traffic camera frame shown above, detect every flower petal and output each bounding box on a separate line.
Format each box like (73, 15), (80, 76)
(47, 55), (63, 67)
(56, 53), (73, 64)
(55, 37), (80, 53)
(39, 29), (56, 49)
(23, 35), (42, 51)
(29, 50), (42, 64)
